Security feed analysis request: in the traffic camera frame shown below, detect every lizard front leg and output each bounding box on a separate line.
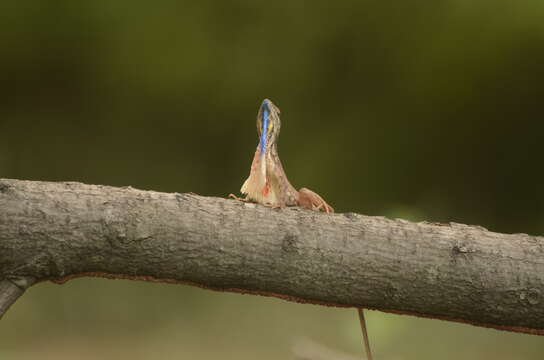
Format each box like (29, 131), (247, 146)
(228, 193), (249, 202)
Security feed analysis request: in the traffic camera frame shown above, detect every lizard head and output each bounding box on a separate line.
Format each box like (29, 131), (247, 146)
(256, 99), (281, 155)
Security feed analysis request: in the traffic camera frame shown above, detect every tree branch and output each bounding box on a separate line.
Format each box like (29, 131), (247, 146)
(0, 276), (35, 319)
(1, 178), (543, 335)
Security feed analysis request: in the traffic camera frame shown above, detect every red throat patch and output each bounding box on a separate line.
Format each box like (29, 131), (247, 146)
(262, 180), (270, 197)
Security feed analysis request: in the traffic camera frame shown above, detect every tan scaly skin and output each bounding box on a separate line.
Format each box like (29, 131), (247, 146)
(229, 99), (373, 360)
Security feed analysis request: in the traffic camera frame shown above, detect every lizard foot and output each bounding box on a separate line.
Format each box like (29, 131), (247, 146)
(298, 188), (334, 213)
(228, 194), (248, 202)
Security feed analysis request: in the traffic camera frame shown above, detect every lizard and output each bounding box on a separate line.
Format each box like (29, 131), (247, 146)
(229, 98), (334, 212)
(230, 99), (373, 360)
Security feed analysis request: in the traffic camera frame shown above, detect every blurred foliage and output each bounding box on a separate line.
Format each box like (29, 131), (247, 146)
(1, 1), (544, 359)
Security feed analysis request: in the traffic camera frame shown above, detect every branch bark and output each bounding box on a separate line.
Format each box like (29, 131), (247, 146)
(0, 276), (35, 319)
(1, 178), (543, 335)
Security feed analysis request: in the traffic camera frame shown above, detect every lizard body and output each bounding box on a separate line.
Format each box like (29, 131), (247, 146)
(232, 99), (333, 213)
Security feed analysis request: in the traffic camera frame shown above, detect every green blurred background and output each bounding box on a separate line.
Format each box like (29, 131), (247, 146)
(1, 1), (544, 359)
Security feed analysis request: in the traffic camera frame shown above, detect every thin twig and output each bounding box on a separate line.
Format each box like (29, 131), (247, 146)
(358, 309), (373, 360)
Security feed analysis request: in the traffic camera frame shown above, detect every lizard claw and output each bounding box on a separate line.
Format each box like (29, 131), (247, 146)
(229, 194), (283, 211)
(298, 188), (334, 213)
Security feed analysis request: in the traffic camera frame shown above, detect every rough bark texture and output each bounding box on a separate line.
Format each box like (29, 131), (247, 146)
(0, 178), (543, 335)
(0, 277), (35, 319)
